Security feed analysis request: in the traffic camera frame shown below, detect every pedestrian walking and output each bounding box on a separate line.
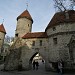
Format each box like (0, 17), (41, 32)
(42, 59), (44, 64)
(35, 61), (39, 70)
(58, 60), (63, 75)
(32, 60), (36, 70)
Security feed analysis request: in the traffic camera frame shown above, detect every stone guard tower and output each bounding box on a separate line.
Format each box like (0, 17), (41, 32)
(15, 10), (33, 38)
(0, 24), (6, 53)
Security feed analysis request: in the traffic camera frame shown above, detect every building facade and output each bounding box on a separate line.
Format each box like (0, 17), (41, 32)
(4, 10), (75, 71)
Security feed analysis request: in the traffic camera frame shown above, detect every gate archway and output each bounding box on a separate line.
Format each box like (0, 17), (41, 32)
(29, 52), (45, 70)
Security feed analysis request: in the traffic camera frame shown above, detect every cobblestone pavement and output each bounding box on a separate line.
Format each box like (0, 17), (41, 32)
(0, 68), (75, 75)
(0, 61), (75, 75)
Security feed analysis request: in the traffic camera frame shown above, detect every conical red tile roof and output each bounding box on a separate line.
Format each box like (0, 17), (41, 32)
(17, 10), (33, 23)
(0, 24), (6, 34)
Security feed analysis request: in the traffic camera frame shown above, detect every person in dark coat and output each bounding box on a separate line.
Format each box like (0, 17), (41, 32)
(42, 59), (44, 64)
(32, 60), (36, 70)
(58, 60), (63, 75)
(35, 61), (39, 70)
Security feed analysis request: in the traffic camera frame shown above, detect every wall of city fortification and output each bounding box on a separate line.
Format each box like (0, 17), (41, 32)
(48, 34), (72, 62)
(15, 18), (32, 37)
(46, 23), (75, 63)
(21, 38), (49, 70)
(22, 38), (48, 58)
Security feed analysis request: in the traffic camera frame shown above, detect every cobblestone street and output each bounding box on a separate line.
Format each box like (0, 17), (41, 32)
(0, 61), (75, 75)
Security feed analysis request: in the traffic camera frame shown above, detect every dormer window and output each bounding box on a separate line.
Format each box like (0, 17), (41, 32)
(53, 27), (56, 31)
(65, 11), (69, 20)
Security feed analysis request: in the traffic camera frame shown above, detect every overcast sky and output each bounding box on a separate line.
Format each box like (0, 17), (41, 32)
(0, 0), (55, 37)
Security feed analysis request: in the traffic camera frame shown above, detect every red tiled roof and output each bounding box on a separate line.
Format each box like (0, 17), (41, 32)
(17, 10), (33, 23)
(22, 32), (48, 39)
(0, 24), (6, 34)
(45, 10), (75, 31)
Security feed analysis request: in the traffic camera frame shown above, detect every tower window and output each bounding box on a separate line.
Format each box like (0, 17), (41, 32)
(32, 41), (35, 46)
(53, 27), (56, 31)
(53, 38), (57, 45)
(15, 33), (18, 37)
(40, 40), (42, 46)
(28, 24), (29, 27)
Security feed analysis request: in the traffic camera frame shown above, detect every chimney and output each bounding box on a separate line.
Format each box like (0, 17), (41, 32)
(65, 10), (69, 20)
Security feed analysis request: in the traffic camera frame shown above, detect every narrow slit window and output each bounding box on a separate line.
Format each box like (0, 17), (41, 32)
(53, 38), (57, 45)
(40, 40), (42, 46)
(53, 27), (56, 31)
(32, 41), (35, 46)
(28, 24), (29, 27)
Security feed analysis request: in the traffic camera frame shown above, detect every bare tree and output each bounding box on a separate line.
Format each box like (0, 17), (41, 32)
(4, 35), (14, 44)
(53, 0), (75, 12)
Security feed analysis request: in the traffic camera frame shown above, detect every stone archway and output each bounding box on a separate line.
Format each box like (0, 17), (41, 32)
(4, 38), (50, 71)
(29, 52), (38, 63)
(29, 52), (38, 69)
(29, 52), (45, 70)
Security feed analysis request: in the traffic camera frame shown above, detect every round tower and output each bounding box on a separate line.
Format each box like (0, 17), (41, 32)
(45, 10), (75, 69)
(15, 10), (33, 38)
(0, 24), (6, 53)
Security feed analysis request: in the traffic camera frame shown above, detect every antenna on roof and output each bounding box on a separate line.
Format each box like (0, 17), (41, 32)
(26, 2), (28, 10)
(2, 19), (4, 24)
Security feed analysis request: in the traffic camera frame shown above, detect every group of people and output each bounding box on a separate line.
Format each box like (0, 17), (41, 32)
(32, 60), (39, 70)
(32, 59), (63, 75)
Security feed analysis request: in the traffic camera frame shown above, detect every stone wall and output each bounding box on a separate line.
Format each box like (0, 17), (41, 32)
(48, 34), (72, 62)
(46, 22), (75, 69)
(4, 48), (21, 71)
(4, 38), (23, 71)
(21, 38), (50, 70)
(4, 37), (50, 71)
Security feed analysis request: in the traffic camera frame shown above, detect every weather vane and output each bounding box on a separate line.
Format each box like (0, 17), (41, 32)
(2, 19), (4, 24)
(26, 2), (28, 10)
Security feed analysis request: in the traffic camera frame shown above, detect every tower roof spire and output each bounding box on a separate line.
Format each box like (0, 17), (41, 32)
(17, 10), (33, 23)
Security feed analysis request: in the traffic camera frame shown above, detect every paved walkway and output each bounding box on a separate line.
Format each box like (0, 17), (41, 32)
(0, 60), (75, 75)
